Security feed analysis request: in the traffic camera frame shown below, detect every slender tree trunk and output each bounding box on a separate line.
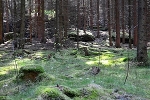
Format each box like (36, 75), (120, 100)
(0, 0), (3, 43)
(29, 0), (32, 42)
(5, 0), (9, 33)
(83, 0), (86, 34)
(111, 0), (115, 31)
(107, 0), (113, 46)
(128, 0), (132, 49)
(97, 0), (100, 38)
(137, 0), (148, 64)
(63, 0), (68, 39)
(102, 0), (106, 27)
(58, 0), (63, 45)
(19, 0), (25, 49)
(77, 0), (80, 49)
(40, 0), (45, 43)
(122, 0), (125, 43)
(115, 0), (121, 48)
(133, 0), (138, 46)
(55, 0), (60, 50)
(13, 0), (17, 40)
(90, 0), (93, 30)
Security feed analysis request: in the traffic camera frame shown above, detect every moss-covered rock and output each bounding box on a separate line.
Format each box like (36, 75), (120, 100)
(57, 85), (80, 98)
(17, 65), (44, 82)
(35, 86), (71, 100)
(19, 65), (44, 73)
(68, 30), (95, 42)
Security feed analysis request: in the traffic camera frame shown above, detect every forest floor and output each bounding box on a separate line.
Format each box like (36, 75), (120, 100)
(0, 30), (150, 100)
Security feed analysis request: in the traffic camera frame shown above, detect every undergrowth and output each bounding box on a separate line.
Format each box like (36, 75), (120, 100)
(0, 48), (150, 99)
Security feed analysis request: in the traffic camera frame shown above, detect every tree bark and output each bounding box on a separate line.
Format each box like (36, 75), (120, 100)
(107, 0), (113, 46)
(77, 0), (80, 49)
(121, 0), (125, 44)
(97, 0), (100, 38)
(90, 0), (93, 30)
(55, 0), (60, 50)
(128, 0), (132, 49)
(63, 0), (68, 39)
(29, 0), (32, 42)
(115, 0), (121, 48)
(102, 0), (106, 27)
(5, 0), (9, 33)
(19, 0), (25, 49)
(137, 0), (148, 64)
(40, 0), (45, 43)
(0, 0), (3, 44)
(133, 0), (138, 46)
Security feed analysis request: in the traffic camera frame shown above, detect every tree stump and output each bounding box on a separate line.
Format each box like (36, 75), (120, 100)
(17, 65), (44, 82)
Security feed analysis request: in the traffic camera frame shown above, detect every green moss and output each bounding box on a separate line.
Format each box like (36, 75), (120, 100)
(61, 86), (80, 98)
(36, 72), (55, 81)
(19, 65), (44, 73)
(0, 96), (6, 100)
(36, 86), (71, 100)
(16, 65), (44, 81)
(117, 57), (128, 62)
(74, 87), (99, 100)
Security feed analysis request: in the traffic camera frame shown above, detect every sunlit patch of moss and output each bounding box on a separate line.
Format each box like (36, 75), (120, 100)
(34, 51), (44, 57)
(117, 57), (128, 62)
(17, 58), (32, 67)
(100, 60), (113, 66)
(86, 61), (95, 65)
(0, 66), (14, 76)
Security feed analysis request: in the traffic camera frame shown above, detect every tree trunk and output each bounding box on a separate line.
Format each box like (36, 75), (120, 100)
(36, 0), (45, 43)
(29, 0), (32, 42)
(5, 0), (9, 33)
(115, 0), (121, 48)
(133, 0), (138, 46)
(107, 0), (113, 46)
(128, 0), (132, 49)
(121, 0), (125, 44)
(102, 0), (106, 27)
(90, 0), (93, 30)
(77, 0), (80, 49)
(137, 0), (148, 64)
(83, 0), (86, 34)
(40, 0), (45, 43)
(13, 0), (17, 42)
(63, 0), (68, 39)
(55, 0), (60, 50)
(97, 0), (100, 38)
(58, 0), (63, 45)
(0, 0), (3, 44)
(19, 0), (25, 49)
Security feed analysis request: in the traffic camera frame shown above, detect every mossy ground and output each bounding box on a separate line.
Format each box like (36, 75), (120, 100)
(0, 47), (150, 100)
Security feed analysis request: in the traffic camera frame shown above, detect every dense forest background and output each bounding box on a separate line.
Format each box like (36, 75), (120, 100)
(0, 0), (150, 63)
(0, 0), (150, 100)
